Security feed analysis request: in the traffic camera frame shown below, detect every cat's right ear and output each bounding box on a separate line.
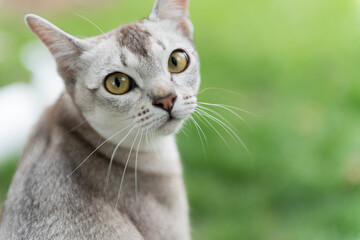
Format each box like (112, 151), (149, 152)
(25, 14), (90, 83)
(149, 0), (193, 39)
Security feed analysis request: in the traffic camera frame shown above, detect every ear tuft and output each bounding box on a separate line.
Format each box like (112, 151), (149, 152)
(24, 14), (89, 82)
(150, 0), (189, 21)
(25, 14), (77, 56)
(149, 0), (193, 39)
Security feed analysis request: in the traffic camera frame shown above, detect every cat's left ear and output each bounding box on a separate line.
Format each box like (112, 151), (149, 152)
(25, 14), (91, 84)
(149, 0), (194, 39)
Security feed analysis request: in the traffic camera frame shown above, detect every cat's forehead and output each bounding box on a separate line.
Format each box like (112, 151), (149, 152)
(91, 19), (193, 57)
(116, 21), (154, 58)
(81, 19), (197, 89)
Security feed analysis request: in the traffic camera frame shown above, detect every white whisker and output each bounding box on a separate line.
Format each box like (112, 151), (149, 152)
(198, 102), (254, 130)
(135, 129), (144, 203)
(198, 102), (257, 117)
(104, 126), (137, 195)
(196, 105), (235, 130)
(197, 87), (246, 98)
(66, 125), (132, 178)
(181, 124), (191, 136)
(149, 129), (161, 160)
(196, 108), (252, 157)
(179, 128), (190, 137)
(145, 129), (150, 151)
(193, 110), (231, 149)
(72, 12), (105, 34)
(116, 129), (140, 208)
(190, 116), (208, 144)
(195, 109), (237, 142)
(189, 116), (207, 156)
(68, 119), (87, 133)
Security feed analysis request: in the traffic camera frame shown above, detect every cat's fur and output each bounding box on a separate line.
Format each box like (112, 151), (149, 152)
(0, 0), (200, 239)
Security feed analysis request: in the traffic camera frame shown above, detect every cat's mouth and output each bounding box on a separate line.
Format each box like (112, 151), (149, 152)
(165, 114), (179, 124)
(157, 114), (183, 134)
(168, 114), (175, 121)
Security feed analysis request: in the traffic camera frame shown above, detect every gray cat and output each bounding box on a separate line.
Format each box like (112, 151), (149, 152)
(0, 0), (200, 239)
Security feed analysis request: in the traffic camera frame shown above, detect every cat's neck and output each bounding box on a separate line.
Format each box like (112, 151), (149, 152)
(52, 92), (182, 175)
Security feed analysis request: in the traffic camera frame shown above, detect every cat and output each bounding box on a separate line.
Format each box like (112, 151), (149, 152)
(0, 0), (200, 239)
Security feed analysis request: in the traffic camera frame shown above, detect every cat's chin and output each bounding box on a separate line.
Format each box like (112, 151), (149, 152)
(156, 118), (184, 136)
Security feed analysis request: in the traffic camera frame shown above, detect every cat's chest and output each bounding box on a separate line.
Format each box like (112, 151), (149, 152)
(112, 173), (189, 239)
(79, 157), (190, 239)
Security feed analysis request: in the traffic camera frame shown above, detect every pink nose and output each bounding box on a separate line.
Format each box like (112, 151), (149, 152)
(153, 94), (177, 112)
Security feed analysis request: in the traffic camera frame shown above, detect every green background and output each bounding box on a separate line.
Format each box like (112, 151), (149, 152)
(1, 0), (360, 239)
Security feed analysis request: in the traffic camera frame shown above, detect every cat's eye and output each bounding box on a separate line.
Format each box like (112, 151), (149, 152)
(168, 50), (189, 73)
(104, 72), (133, 95)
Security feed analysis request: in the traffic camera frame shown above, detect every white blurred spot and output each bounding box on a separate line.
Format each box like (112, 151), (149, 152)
(0, 42), (64, 164)
(0, 31), (11, 64)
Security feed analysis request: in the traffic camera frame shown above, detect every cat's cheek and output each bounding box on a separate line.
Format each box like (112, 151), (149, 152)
(81, 105), (125, 140)
(176, 70), (200, 92)
(173, 77), (199, 93)
(193, 78), (201, 94)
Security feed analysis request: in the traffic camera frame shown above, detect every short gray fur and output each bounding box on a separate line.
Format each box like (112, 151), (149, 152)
(0, 0), (200, 239)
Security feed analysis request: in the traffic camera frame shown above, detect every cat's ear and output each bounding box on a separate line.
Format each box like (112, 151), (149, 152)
(149, 0), (193, 39)
(25, 14), (90, 83)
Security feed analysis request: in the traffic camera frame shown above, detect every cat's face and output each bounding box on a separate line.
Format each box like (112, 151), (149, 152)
(76, 19), (200, 140)
(25, 0), (200, 144)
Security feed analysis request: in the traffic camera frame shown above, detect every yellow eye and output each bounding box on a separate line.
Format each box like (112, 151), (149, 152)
(104, 72), (133, 95)
(168, 50), (189, 73)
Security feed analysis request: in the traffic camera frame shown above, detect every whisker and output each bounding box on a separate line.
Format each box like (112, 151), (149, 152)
(198, 102), (254, 130)
(66, 125), (132, 178)
(192, 111), (231, 150)
(134, 129), (144, 204)
(190, 114), (209, 144)
(196, 108), (236, 142)
(104, 126), (137, 195)
(190, 116), (208, 145)
(145, 129), (159, 159)
(196, 87), (246, 98)
(149, 129), (161, 159)
(68, 119), (87, 133)
(196, 108), (252, 157)
(198, 102), (257, 117)
(145, 129), (150, 151)
(190, 114), (210, 157)
(196, 105), (235, 130)
(189, 116), (207, 157)
(181, 121), (192, 134)
(179, 128), (190, 137)
(69, 116), (134, 135)
(116, 129), (140, 208)
(71, 12), (105, 34)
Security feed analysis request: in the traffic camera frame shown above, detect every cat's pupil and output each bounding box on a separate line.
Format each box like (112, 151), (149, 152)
(171, 57), (178, 67)
(115, 77), (121, 88)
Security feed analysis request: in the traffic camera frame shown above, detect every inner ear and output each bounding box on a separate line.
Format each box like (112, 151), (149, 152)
(149, 0), (194, 39)
(25, 14), (91, 82)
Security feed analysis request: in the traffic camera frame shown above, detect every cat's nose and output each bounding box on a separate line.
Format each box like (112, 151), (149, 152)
(153, 94), (177, 112)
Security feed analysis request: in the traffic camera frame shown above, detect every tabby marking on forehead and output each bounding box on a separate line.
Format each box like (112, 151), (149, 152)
(156, 40), (166, 50)
(120, 53), (128, 67)
(117, 23), (153, 58)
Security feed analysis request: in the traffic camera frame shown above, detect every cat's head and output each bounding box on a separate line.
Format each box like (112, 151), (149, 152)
(25, 0), (200, 144)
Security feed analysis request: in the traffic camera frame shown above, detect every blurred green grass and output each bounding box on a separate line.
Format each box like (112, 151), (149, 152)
(1, 0), (360, 239)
